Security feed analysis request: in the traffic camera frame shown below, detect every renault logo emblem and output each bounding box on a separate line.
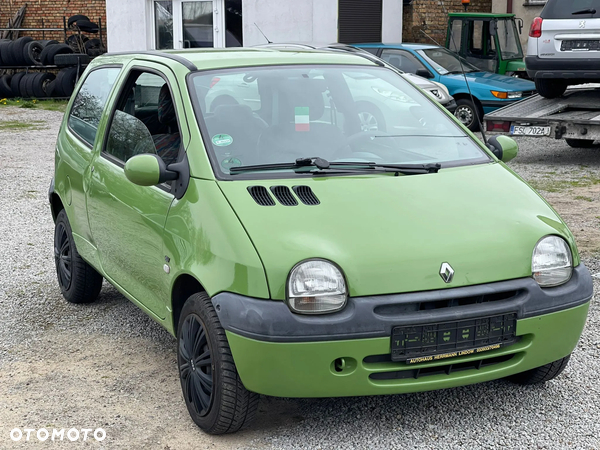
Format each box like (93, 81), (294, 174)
(440, 262), (454, 283)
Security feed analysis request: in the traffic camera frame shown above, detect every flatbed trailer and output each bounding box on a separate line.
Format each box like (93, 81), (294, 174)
(483, 85), (600, 147)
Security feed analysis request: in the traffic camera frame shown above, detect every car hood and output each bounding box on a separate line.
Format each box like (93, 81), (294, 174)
(217, 163), (575, 300)
(445, 71), (535, 92)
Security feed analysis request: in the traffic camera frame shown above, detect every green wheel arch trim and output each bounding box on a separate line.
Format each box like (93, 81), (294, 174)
(227, 303), (589, 398)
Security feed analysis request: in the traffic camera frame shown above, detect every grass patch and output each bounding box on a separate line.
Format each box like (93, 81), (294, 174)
(574, 195), (593, 202)
(0, 97), (68, 112)
(0, 120), (46, 131)
(528, 176), (600, 193)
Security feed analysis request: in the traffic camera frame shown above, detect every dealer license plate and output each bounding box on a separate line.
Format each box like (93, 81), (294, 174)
(511, 125), (551, 136)
(391, 313), (517, 363)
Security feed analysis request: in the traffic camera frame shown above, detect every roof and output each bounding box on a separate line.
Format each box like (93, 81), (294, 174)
(447, 12), (516, 18)
(356, 43), (439, 50)
(98, 47), (377, 72)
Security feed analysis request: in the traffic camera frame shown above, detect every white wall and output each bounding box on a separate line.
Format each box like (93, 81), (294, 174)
(382, 0), (403, 43)
(106, 0), (152, 52)
(492, 0), (545, 55)
(243, 0), (338, 46)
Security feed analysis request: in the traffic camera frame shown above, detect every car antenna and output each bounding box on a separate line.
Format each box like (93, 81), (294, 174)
(254, 23), (272, 44)
(420, 1), (488, 143)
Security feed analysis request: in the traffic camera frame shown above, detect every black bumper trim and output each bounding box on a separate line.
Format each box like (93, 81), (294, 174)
(526, 56), (600, 79)
(212, 264), (593, 343)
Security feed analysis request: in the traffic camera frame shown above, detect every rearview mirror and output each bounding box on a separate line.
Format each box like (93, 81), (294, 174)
(415, 68), (434, 79)
(487, 135), (518, 163)
(124, 154), (178, 186)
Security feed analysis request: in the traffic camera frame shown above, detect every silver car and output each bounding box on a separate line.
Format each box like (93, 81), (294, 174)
(527, 0), (600, 98)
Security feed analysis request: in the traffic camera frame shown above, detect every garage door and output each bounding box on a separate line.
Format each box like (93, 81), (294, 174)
(338, 0), (383, 43)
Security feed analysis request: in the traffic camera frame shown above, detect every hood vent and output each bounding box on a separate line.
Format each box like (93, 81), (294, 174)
(293, 185), (320, 205)
(270, 186), (298, 206)
(247, 186), (275, 206)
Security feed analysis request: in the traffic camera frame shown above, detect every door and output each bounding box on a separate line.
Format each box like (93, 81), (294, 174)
(86, 64), (187, 319)
(179, 0), (224, 48)
(464, 19), (498, 73)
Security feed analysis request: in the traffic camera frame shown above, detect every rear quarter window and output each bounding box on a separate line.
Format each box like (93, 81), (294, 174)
(541, 0), (600, 19)
(68, 67), (121, 146)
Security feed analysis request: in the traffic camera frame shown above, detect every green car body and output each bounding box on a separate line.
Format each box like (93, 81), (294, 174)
(50, 48), (592, 430)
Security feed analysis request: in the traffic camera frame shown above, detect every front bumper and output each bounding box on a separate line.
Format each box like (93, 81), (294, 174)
(443, 98), (457, 113)
(214, 265), (592, 397)
(526, 56), (600, 79)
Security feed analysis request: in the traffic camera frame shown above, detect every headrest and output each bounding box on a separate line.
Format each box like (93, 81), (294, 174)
(157, 84), (176, 124)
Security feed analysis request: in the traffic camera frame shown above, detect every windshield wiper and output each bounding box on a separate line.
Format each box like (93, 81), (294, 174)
(228, 157), (441, 175)
(572, 8), (596, 14)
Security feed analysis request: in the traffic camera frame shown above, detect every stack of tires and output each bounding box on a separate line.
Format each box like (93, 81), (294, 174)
(0, 68), (83, 99)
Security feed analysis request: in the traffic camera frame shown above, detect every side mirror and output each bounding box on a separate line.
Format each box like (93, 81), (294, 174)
(415, 68), (434, 79)
(487, 135), (518, 163)
(124, 154), (178, 186)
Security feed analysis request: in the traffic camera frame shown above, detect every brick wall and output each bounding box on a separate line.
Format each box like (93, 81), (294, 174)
(0, 0), (106, 41)
(403, 0), (492, 44)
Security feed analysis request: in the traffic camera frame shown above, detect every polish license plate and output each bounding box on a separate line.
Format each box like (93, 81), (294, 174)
(561, 40), (600, 51)
(391, 313), (517, 363)
(510, 125), (551, 136)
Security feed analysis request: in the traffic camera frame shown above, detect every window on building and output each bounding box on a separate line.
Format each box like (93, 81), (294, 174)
(338, 0), (383, 44)
(155, 1), (174, 49)
(225, 0), (242, 46)
(68, 67), (121, 146)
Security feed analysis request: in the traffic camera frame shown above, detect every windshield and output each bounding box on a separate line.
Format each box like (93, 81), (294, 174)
(417, 48), (480, 75)
(496, 19), (523, 60)
(542, 0), (600, 18)
(188, 65), (490, 178)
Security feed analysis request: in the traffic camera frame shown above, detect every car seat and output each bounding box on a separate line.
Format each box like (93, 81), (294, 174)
(152, 84), (181, 166)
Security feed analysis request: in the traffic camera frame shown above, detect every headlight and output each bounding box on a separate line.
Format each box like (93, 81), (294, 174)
(532, 236), (573, 287)
(508, 91), (523, 99)
(287, 259), (347, 314)
(491, 91), (523, 99)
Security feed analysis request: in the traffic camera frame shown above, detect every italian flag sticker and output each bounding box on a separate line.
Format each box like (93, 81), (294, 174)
(295, 107), (310, 132)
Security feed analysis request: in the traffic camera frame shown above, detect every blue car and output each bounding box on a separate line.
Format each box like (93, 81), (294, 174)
(355, 43), (536, 131)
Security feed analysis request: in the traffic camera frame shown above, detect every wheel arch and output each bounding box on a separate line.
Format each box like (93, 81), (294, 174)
(171, 273), (206, 336)
(50, 191), (65, 223)
(452, 92), (483, 110)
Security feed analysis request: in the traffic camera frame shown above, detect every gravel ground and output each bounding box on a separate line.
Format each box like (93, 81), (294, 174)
(0, 107), (599, 449)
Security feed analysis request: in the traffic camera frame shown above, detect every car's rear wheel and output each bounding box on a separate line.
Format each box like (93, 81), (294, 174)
(454, 99), (481, 131)
(565, 138), (597, 148)
(54, 209), (103, 303)
(507, 355), (571, 385)
(535, 78), (567, 99)
(177, 292), (259, 434)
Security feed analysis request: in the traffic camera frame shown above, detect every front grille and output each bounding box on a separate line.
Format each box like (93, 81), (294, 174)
(270, 186), (298, 206)
(522, 90), (535, 98)
(247, 186), (275, 206)
(368, 354), (515, 380)
(373, 290), (522, 316)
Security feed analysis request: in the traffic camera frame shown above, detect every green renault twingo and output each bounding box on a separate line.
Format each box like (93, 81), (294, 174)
(50, 48), (593, 434)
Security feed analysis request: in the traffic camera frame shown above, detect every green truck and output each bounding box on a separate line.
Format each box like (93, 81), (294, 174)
(446, 12), (529, 78)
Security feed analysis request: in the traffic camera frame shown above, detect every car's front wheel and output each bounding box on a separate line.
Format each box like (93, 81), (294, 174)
(454, 99), (481, 131)
(54, 209), (103, 303)
(177, 292), (259, 434)
(507, 355), (571, 385)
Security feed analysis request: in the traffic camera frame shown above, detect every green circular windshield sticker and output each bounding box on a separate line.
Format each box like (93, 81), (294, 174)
(212, 134), (234, 147)
(221, 157), (242, 169)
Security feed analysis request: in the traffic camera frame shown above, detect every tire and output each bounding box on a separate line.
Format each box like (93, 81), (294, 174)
(357, 101), (387, 132)
(43, 43), (73, 65)
(454, 98), (482, 131)
(565, 138), (597, 148)
(0, 40), (13, 66)
(19, 73), (32, 98)
(10, 71), (26, 97)
(535, 78), (567, 99)
(40, 44), (58, 65)
(55, 53), (90, 67)
(66, 34), (88, 52)
(11, 36), (33, 65)
(0, 74), (13, 98)
(54, 209), (103, 304)
(25, 73), (39, 98)
(508, 355), (571, 385)
(38, 39), (59, 48)
(68, 14), (90, 28)
(32, 72), (55, 98)
(57, 67), (79, 97)
(74, 20), (99, 33)
(84, 38), (102, 56)
(46, 80), (57, 98)
(177, 292), (259, 434)
(22, 40), (44, 65)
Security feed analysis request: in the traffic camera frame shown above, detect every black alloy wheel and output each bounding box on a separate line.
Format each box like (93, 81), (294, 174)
(179, 313), (214, 416)
(54, 221), (72, 291)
